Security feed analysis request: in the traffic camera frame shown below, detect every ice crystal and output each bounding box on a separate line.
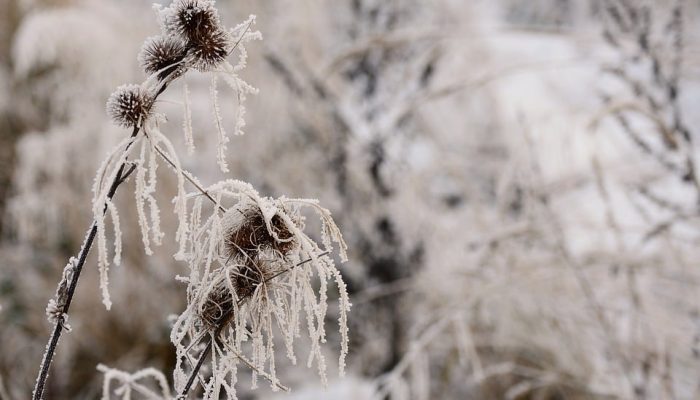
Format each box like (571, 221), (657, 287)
(210, 75), (229, 172)
(182, 82), (195, 153)
(91, 134), (136, 310)
(45, 257), (77, 330)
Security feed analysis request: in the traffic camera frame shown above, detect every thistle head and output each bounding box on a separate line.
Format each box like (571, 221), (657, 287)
(163, 0), (222, 42)
(106, 84), (151, 128)
(156, 0), (232, 71)
(138, 35), (187, 80)
(188, 28), (232, 71)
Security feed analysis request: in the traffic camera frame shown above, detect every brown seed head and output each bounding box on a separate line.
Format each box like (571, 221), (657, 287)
(138, 35), (187, 80)
(106, 84), (151, 128)
(221, 204), (296, 260)
(167, 0), (222, 42)
(199, 255), (281, 330)
(188, 28), (232, 72)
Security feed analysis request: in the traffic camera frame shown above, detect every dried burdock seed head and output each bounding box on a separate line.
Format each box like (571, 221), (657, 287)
(171, 182), (350, 394)
(188, 28), (232, 71)
(138, 35), (187, 80)
(221, 201), (296, 260)
(199, 273), (236, 330)
(199, 255), (282, 330)
(234, 250), (285, 298)
(166, 0), (222, 42)
(106, 84), (151, 128)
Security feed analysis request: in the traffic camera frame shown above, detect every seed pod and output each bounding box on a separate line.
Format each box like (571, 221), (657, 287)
(165, 0), (222, 42)
(199, 255), (280, 330)
(106, 84), (151, 128)
(138, 35), (187, 80)
(220, 202), (296, 260)
(199, 273), (236, 329)
(188, 28), (232, 72)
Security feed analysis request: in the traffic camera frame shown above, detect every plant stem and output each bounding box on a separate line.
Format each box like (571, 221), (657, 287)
(32, 132), (138, 399)
(178, 329), (217, 400)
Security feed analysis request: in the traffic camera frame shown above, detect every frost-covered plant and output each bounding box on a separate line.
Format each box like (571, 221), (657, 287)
(33, 1), (349, 399)
(165, 181), (350, 398)
(91, 1), (262, 311)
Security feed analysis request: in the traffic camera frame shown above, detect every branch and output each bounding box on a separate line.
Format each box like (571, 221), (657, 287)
(32, 139), (137, 400)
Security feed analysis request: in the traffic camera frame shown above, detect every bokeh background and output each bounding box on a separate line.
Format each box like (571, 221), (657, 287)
(2, 0), (700, 399)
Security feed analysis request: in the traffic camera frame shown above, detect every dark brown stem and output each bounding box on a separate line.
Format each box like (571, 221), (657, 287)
(32, 132), (138, 400)
(178, 326), (221, 400)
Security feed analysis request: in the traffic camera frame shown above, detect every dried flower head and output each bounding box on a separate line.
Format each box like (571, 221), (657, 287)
(188, 28), (232, 71)
(164, 0), (222, 42)
(106, 84), (151, 128)
(199, 252), (285, 330)
(138, 35), (187, 80)
(221, 202), (296, 260)
(170, 181), (350, 396)
(198, 268), (236, 329)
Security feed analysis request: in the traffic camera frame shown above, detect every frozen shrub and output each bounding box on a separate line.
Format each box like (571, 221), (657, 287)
(33, 1), (349, 399)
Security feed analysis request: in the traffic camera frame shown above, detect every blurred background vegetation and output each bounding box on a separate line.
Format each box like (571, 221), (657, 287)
(2, 0), (700, 399)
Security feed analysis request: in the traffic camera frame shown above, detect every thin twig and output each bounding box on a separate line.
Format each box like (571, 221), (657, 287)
(32, 137), (138, 400)
(144, 133), (225, 213)
(265, 251), (330, 282)
(221, 341), (290, 392)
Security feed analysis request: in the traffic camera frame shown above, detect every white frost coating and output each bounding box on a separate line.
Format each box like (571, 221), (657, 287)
(98, 364), (173, 400)
(135, 141), (154, 256)
(106, 200), (122, 266)
(183, 81), (195, 154)
(143, 124), (189, 261)
(91, 135), (138, 310)
(219, 62), (258, 139)
(216, 14), (262, 139)
(45, 257), (77, 329)
(230, 15), (263, 58)
(96, 206), (111, 310)
(210, 74), (229, 173)
(146, 125), (164, 246)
